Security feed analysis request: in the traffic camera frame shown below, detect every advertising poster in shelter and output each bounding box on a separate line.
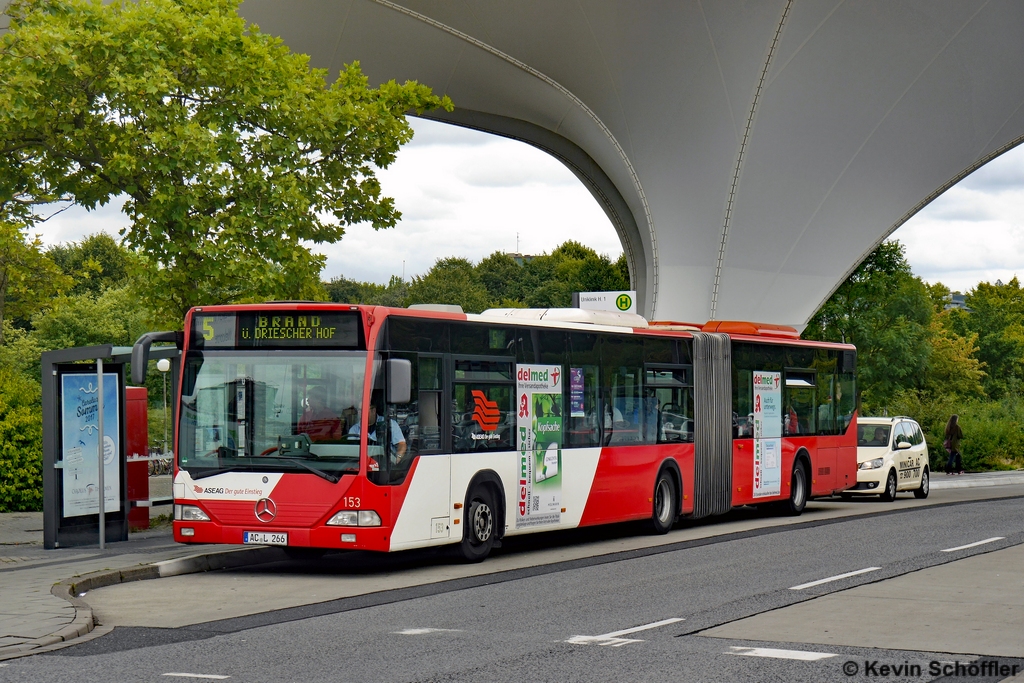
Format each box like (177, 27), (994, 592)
(752, 371), (782, 498)
(61, 373), (121, 517)
(516, 364), (562, 528)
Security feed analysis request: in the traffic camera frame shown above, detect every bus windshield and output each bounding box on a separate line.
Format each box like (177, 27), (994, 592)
(178, 350), (367, 479)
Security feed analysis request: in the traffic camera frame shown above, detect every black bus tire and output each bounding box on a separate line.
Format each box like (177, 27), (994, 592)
(781, 459), (808, 516)
(650, 470), (678, 534)
(458, 485), (496, 562)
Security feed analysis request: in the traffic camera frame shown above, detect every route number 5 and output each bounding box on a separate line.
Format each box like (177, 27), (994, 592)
(203, 318), (214, 341)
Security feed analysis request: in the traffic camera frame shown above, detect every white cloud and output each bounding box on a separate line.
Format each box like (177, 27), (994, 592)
(892, 144), (1024, 292)
(33, 198), (130, 247)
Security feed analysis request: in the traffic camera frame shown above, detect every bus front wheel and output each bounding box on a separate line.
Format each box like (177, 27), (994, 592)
(650, 470), (678, 534)
(458, 486), (496, 562)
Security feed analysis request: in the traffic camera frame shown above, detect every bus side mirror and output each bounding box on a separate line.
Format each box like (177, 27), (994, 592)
(131, 331), (181, 384)
(387, 359), (412, 405)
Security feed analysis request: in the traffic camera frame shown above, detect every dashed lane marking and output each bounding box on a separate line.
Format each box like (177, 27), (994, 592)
(566, 617), (684, 647)
(393, 628), (464, 635)
(941, 537), (1005, 552)
(162, 675), (230, 680)
(727, 646), (837, 661)
(790, 567), (881, 590)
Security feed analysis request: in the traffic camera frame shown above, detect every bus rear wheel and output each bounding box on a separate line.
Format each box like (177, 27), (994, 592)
(779, 460), (807, 516)
(650, 470), (678, 534)
(458, 486), (496, 562)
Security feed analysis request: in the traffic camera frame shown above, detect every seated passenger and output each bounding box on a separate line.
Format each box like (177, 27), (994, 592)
(297, 386), (342, 442)
(872, 427), (888, 447)
(349, 404), (407, 462)
(784, 405), (800, 435)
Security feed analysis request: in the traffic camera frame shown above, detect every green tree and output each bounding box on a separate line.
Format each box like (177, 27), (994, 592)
(925, 281), (952, 314)
(959, 278), (1024, 397)
(1, 0), (451, 325)
(31, 285), (152, 351)
(0, 222), (70, 343)
(804, 241), (933, 410)
(326, 274), (408, 307)
(924, 317), (986, 398)
(48, 233), (134, 296)
(407, 257), (490, 313)
(476, 252), (525, 304)
(614, 253), (631, 289)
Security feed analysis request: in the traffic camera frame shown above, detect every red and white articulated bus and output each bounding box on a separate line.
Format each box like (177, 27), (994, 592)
(157, 303), (857, 561)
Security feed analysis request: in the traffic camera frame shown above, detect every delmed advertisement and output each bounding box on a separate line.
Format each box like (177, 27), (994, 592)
(752, 370), (782, 498)
(515, 364), (563, 528)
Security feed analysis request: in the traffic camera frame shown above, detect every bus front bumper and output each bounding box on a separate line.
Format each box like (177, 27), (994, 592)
(173, 521), (392, 552)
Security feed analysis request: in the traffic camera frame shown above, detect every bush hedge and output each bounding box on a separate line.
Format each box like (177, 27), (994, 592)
(887, 390), (1024, 471)
(0, 368), (44, 512)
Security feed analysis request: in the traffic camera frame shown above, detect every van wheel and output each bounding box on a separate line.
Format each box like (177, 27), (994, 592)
(880, 469), (898, 502)
(650, 470), (677, 534)
(914, 467), (929, 499)
(780, 460), (808, 516)
(457, 486), (496, 562)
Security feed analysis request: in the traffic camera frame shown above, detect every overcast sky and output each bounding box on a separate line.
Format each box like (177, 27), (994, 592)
(35, 117), (1024, 294)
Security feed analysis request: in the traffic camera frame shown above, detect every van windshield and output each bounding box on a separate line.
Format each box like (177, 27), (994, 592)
(178, 351), (367, 479)
(857, 424), (891, 447)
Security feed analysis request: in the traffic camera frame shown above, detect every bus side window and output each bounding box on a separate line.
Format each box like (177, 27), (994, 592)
(601, 335), (644, 445)
(645, 366), (693, 443)
(451, 359), (514, 454)
(568, 332), (601, 448)
(784, 369), (817, 436)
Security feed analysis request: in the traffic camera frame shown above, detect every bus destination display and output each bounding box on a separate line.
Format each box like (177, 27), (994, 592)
(192, 311), (362, 349)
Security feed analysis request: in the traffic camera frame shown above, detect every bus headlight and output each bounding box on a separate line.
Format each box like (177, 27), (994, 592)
(177, 505), (211, 522)
(327, 511), (358, 526)
(327, 510), (382, 527)
(358, 510), (382, 527)
(859, 458), (884, 470)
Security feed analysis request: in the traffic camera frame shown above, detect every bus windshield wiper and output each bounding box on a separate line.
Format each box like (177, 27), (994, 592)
(278, 457), (340, 483)
(192, 466), (251, 480)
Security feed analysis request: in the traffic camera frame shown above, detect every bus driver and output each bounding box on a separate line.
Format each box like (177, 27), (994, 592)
(349, 404), (407, 462)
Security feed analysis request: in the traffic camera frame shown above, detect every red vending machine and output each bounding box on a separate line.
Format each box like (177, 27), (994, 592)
(125, 387), (150, 530)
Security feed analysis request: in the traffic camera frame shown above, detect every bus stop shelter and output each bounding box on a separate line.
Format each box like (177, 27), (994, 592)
(40, 341), (180, 550)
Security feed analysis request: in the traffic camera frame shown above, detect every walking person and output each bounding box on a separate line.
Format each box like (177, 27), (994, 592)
(944, 414), (964, 475)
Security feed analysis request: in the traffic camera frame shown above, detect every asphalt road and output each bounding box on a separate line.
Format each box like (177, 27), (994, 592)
(4, 492), (1024, 682)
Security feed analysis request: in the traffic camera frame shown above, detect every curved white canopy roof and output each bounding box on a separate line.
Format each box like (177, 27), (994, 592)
(7, 2), (1023, 325)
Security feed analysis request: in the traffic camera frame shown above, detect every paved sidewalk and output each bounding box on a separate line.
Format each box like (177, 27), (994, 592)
(0, 509), (182, 660)
(930, 469), (1024, 490)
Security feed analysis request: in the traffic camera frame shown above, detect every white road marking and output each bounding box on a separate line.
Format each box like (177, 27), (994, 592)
(790, 567), (881, 590)
(727, 646), (837, 661)
(162, 675), (230, 680)
(393, 628), (464, 635)
(941, 537), (1005, 552)
(566, 617), (684, 647)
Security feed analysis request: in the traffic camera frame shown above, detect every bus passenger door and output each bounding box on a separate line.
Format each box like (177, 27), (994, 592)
(386, 354), (452, 548)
